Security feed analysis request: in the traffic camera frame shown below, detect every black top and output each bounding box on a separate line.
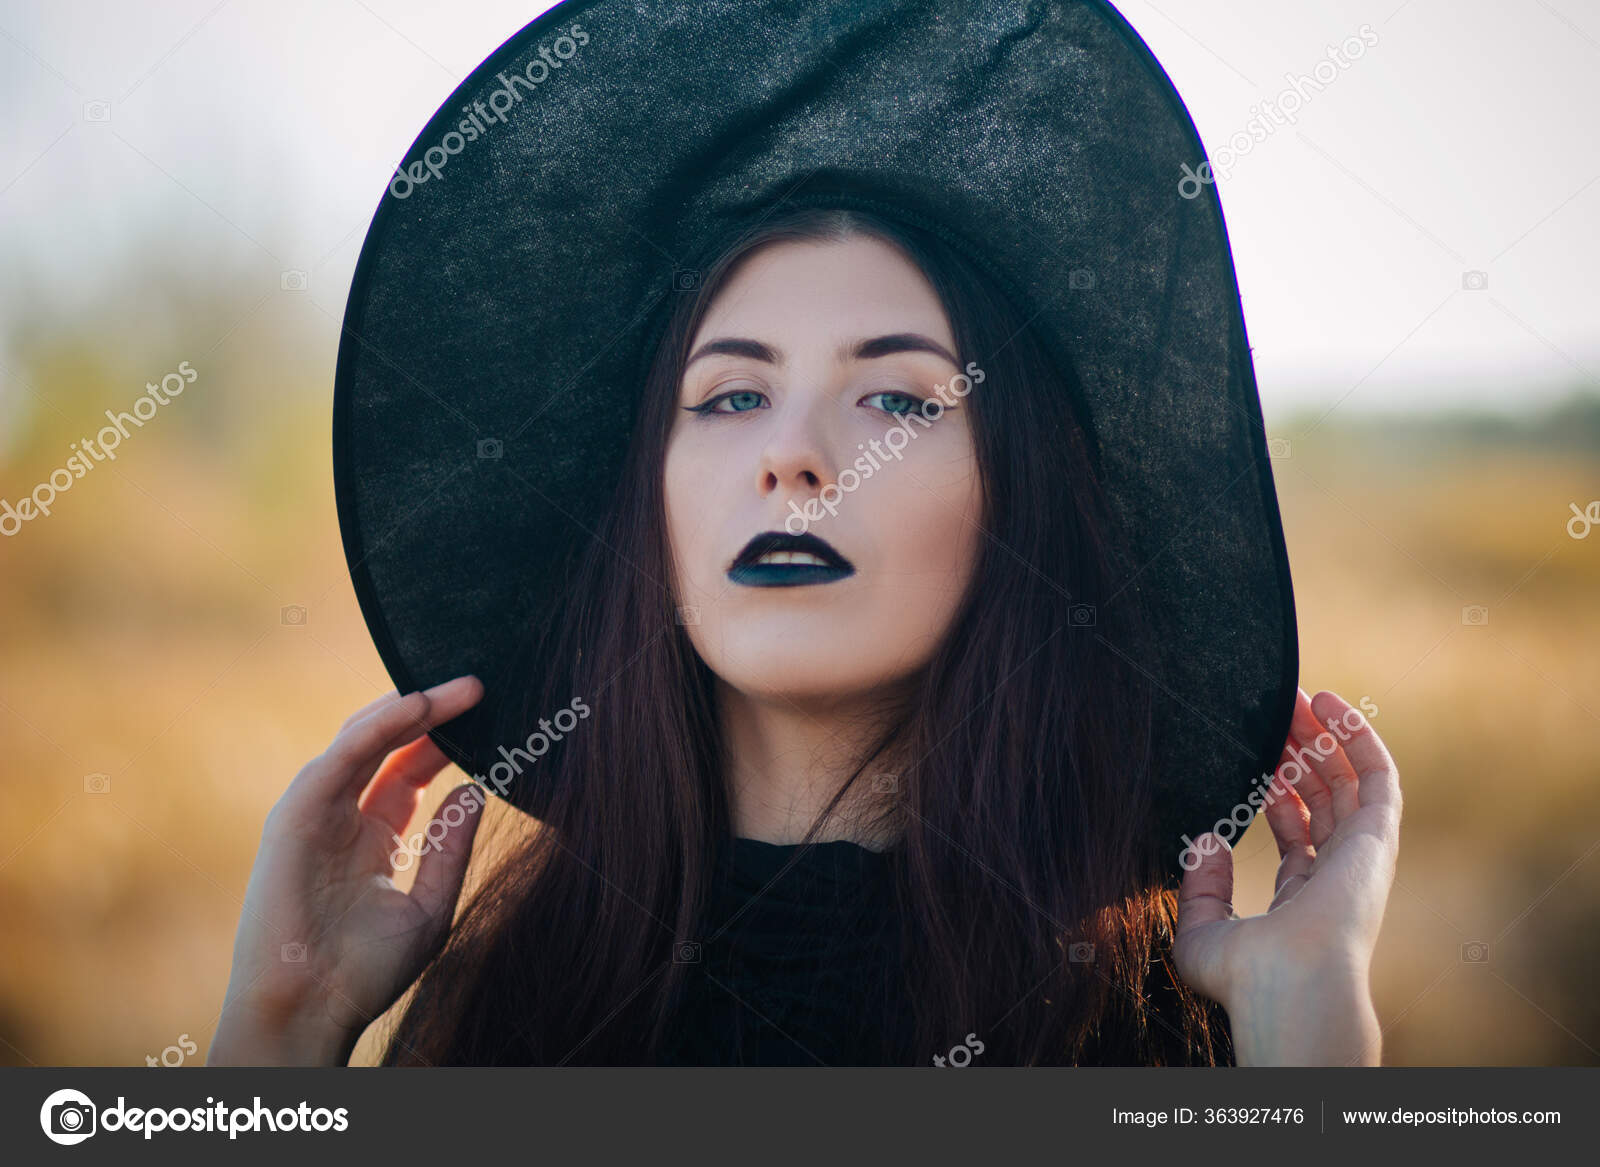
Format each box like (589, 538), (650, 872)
(662, 837), (908, 1066)
(660, 836), (1232, 1067)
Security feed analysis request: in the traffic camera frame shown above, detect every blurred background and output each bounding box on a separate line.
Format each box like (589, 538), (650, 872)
(1, 0), (1596, 1066)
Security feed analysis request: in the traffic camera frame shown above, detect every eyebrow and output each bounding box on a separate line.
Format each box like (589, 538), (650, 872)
(683, 332), (960, 371)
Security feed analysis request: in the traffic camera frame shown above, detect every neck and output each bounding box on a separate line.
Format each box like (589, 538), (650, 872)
(717, 680), (902, 850)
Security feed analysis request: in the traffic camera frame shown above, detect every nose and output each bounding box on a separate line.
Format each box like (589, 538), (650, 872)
(755, 402), (837, 500)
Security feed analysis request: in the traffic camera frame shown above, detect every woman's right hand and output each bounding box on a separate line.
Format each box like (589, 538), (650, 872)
(208, 676), (486, 1065)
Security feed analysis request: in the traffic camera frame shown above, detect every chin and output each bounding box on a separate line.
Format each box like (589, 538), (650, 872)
(695, 626), (933, 709)
(718, 670), (905, 711)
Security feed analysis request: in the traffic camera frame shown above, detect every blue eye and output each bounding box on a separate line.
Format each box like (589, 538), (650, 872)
(685, 388), (769, 414)
(685, 387), (932, 417)
(861, 390), (924, 416)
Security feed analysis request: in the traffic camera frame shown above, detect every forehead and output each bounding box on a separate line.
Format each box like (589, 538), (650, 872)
(691, 235), (955, 352)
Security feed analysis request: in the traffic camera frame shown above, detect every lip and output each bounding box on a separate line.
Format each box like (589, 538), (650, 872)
(727, 530), (855, 588)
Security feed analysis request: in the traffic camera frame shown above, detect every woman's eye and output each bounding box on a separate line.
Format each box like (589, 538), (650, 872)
(860, 390), (925, 416)
(685, 386), (930, 417)
(685, 387), (769, 414)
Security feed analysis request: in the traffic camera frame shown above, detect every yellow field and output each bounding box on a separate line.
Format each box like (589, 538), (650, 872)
(3, 358), (1597, 1066)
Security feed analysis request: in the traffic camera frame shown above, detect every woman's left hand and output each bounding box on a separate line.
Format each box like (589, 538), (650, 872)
(1172, 687), (1403, 1065)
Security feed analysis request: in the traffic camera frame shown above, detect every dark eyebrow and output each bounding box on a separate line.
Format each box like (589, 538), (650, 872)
(683, 332), (959, 371)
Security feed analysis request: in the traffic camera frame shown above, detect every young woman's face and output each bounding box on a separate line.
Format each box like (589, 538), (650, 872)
(664, 234), (983, 706)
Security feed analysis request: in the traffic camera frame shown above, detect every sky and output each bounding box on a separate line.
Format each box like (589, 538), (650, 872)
(1, 0), (1596, 422)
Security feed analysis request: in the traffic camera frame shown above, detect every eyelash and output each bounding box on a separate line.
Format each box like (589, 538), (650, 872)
(683, 386), (932, 417)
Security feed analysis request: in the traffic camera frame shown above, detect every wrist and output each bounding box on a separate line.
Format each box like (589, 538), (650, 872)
(1226, 951), (1380, 1067)
(208, 997), (359, 1067)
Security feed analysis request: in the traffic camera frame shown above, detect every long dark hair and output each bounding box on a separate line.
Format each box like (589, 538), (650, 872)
(382, 205), (1233, 1066)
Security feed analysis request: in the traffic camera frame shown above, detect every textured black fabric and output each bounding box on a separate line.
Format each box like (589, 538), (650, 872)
(659, 837), (1234, 1066)
(662, 838), (909, 1066)
(333, 0), (1299, 872)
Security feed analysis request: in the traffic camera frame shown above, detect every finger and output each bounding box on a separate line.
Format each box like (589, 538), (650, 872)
(409, 782), (487, 928)
(276, 689), (424, 815)
(1281, 687), (1338, 846)
(1310, 690), (1401, 818)
(1176, 832), (1237, 934)
(1292, 687), (1363, 824)
(296, 676), (481, 805)
(1261, 776), (1316, 905)
(1172, 832), (1239, 1006)
(1261, 757), (1313, 861)
(333, 677), (482, 801)
(358, 735), (454, 836)
(339, 688), (400, 733)
(1268, 867), (1313, 911)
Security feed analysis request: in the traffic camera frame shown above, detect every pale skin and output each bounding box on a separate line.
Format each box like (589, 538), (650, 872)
(211, 236), (1401, 1065)
(662, 237), (983, 847)
(208, 679), (487, 1067)
(1175, 687), (1402, 1066)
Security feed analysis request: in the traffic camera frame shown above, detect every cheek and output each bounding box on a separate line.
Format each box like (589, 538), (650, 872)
(875, 441), (983, 588)
(663, 437), (723, 597)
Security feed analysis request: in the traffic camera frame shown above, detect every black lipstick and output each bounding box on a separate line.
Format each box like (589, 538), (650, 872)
(727, 530), (855, 588)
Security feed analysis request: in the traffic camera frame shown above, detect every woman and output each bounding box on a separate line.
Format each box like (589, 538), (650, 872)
(209, 204), (1401, 1066)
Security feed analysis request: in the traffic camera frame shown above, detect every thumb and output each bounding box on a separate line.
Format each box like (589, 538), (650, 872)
(1176, 832), (1237, 933)
(409, 782), (487, 930)
(1173, 832), (1238, 1004)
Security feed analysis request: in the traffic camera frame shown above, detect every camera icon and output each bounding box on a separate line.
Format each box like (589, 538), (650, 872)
(82, 100), (111, 122)
(1068, 268), (1096, 291)
(675, 605), (699, 625)
(280, 269), (308, 292)
(83, 772), (111, 794)
(1460, 940), (1490, 963)
(1267, 437), (1291, 459)
(280, 604), (307, 626)
(870, 773), (899, 794)
(1068, 603), (1096, 627)
(281, 941), (308, 963)
(1461, 604), (1489, 626)
(1461, 270), (1489, 292)
(476, 438), (503, 460)
(674, 940), (702, 963)
(47, 1096), (96, 1143)
(673, 268), (701, 292)
(1068, 941), (1095, 963)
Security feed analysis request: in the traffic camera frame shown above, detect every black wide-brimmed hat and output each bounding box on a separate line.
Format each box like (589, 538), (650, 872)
(333, 0), (1299, 870)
